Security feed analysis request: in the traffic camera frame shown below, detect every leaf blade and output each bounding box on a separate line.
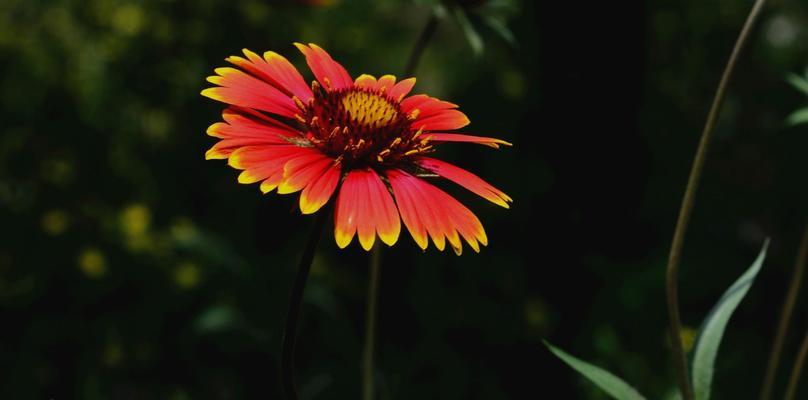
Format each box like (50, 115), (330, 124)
(545, 341), (647, 400)
(786, 73), (808, 96)
(691, 241), (769, 400)
(785, 107), (808, 127)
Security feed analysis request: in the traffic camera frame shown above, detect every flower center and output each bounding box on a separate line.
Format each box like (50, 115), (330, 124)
(295, 82), (432, 168)
(340, 91), (399, 130)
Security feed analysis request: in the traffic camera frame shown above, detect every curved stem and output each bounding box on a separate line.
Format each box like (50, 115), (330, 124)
(362, 244), (383, 400)
(785, 326), (808, 400)
(664, 1), (768, 399)
(404, 9), (441, 77)
(761, 224), (808, 400)
(281, 203), (332, 400)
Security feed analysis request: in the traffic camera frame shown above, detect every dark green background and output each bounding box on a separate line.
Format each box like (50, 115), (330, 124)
(1, 0), (807, 398)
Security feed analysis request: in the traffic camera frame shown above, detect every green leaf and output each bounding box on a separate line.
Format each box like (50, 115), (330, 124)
(545, 341), (647, 400)
(691, 241), (769, 400)
(452, 6), (484, 56)
(194, 304), (241, 333)
(482, 16), (516, 46)
(786, 73), (808, 96)
(786, 107), (808, 126)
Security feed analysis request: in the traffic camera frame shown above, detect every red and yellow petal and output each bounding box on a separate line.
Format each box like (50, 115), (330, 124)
(294, 43), (353, 90)
(334, 169), (400, 250)
(374, 75), (397, 93)
(299, 162), (341, 214)
(417, 157), (512, 208)
(202, 67), (298, 117)
(205, 108), (302, 159)
(225, 49), (313, 102)
(388, 78), (416, 102)
(399, 94), (469, 131)
(411, 109), (470, 131)
(422, 133), (512, 149)
(277, 153), (334, 194)
(354, 74), (378, 89)
(387, 169), (486, 255)
(386, 171), (428, 250)
(400, 94), (458, 115)
(228, 145), (317, 191)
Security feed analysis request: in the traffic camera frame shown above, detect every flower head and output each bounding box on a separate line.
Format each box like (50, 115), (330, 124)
(202, 43), (511, 254)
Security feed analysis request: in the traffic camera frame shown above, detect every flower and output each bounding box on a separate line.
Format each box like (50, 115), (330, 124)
(202, 43), (511, 254)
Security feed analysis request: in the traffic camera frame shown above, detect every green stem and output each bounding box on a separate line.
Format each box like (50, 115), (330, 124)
(664, 1), (768, 399)
(404, 9), (441, 77)
(362, 244), (383, 400)
(281, 203), (332, 400)
(761, 224), (808, 400)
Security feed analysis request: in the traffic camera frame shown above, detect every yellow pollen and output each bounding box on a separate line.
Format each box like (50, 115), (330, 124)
(340, 91), (399, 129)
(293, 96), (305, 111)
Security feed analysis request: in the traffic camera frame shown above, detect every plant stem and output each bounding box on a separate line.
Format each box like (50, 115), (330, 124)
(404, 9), (441, 77)
(362, 244), (383, 400)
(785, 326), (808, 400)
(359, 12), (444, 399)
(761, 224), (808, 400)
(281, 203), (332, 400)
(664, 1), (768, 399)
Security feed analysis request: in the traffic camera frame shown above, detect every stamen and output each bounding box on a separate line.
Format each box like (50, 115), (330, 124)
(292, 96), (306, 111)
(408, 109), (420, 120)
(294, 114), (306, 124)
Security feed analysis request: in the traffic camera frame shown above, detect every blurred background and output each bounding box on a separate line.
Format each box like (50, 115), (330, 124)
(1, 0), (807, 398)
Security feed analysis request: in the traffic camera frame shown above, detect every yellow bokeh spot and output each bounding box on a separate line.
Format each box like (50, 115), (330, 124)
(40, 158), (75, 186)
(174, 262), (200, 289)
(499, 69), (527, 100)
(170, 218), (198, 243)
(142, 109), (171, 142)
(524, 297), (549, 334)
(680, 326), (698, 354)
(41, 209), (69, 235)
(120, 203), (151, 237)
(112, 4), (144, 36)
(78, 247), (107, 278)
(103, 341), (124, 367)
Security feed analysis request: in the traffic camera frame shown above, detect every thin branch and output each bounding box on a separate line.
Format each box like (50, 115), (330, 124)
(761, 224), (808, 400)
(664, 1), (769, 398)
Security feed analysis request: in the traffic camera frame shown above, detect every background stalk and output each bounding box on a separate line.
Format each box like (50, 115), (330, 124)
(760, 224), (808, 400)
(281, 204), (332, 400)
(663, 1), (768, 398)
(404, 9), (442, 77)
(785, 326), (808, 400)
(361, 9), (443, 398)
